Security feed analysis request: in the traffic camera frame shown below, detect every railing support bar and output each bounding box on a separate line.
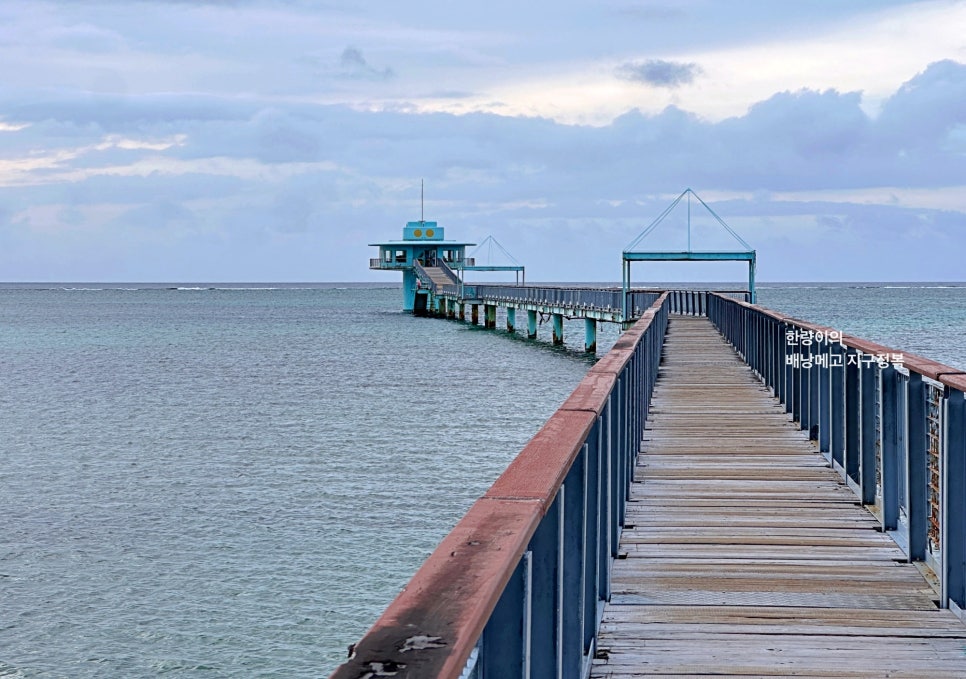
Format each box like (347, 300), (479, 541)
(882, 365), (900, 531)
(942, 389), (966, 611)
(906, 373), (928, 561)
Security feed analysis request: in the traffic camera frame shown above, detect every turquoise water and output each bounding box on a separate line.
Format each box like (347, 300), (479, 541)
(1, 283), (965, 677)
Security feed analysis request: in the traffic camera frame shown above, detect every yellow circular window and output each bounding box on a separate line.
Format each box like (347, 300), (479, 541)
(413, 228), (423, 237)
(425, 229), (435, 238)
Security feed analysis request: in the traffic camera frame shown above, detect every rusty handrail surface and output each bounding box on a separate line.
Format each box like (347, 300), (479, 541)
(708, 292), (966, 619)
(329, 292), (670, 679)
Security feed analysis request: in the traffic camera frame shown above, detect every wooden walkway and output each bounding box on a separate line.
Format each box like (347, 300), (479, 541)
(591, 316), (966, 678)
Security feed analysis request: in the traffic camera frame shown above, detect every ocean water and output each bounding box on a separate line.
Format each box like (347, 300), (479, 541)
(756, 283), (966, 371)
(1, 282), (965, 678)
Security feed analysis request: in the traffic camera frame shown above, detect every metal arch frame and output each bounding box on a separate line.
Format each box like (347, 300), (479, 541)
(621, 188), (757, 320)
(457, 264), (525, 286)
(621, 250), (757, 319)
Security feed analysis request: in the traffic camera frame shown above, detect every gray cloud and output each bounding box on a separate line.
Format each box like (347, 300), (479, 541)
(2, 61), (965, 282)
(615, 59), (701, 87)
(339, 47), (395, 81)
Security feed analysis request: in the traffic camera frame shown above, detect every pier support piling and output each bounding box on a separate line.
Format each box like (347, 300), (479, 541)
(485, 304), (497, 330)
(507, 307), (516, 333)
(528, 310), (537, 339)
(472, 304), (479, 325)
(585, 318), (597, 353)
(552, 313), (564, 346)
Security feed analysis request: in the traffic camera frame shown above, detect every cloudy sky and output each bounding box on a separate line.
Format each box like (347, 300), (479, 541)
(2, 0), (965, 282)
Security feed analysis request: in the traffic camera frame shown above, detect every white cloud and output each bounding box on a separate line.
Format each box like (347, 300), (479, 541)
(1, 2), (965, 281)
(0, 135), (187, 186)
(399, 0), (966, 124)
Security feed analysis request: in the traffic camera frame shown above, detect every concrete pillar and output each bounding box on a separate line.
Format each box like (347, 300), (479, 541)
(585, 318), (597, 353)
(485, 304), (497, 329)
(459, 303), (465, 321)
(471, 304), (479, 325)
(528, 310), (537, 339)
(552, 313), (564, 345)
(507, 307), (516, 333)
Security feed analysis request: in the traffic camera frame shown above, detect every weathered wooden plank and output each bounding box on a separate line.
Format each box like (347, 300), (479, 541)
(590, 316), (966, 678)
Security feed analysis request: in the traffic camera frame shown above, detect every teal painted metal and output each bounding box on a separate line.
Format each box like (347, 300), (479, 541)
(623, 251), (755, 261)
(470, 285), (661, 325)
(622, 189), (757, 312)
(506, 306), (516, 333)
(527, 310), (537, 339)
(552, 314), (564, 346)
(461, 235), (525, 285)
(402, 269), (417, 312)
(585, 318), (597, 353)
(369, 219), (476, 311)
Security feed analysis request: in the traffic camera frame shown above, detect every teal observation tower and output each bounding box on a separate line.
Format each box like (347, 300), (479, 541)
(369, 220), (475, 312)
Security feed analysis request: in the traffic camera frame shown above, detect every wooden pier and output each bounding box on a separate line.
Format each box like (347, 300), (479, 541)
(332, 291), (966, 679)
(591, 316), (966, 677)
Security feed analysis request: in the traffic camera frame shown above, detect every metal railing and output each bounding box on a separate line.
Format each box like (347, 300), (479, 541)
(708, 293), (966, 616)
(370, 257), (409, 270)
(412, 260), (436, 292)
(330, 293), (670, 679)
(665, 289), (750, 315)
(436, 260), (462, 285)
(464, 286), (661, 319)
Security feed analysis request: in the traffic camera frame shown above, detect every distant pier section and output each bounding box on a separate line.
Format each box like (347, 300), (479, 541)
(369, 190), (756, 352)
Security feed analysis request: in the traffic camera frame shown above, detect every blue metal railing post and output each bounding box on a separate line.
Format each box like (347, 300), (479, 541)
(481, 552), (531, 676)
(582, 431), (601, 659)
(942, 388), (966, 611)
(860, 362), (878, 505)
(881, 365), (900, 531)
(805, 340), (822, 442)
(602, 400), (614, 601)
(906, 373), (928, 561)
(613, 379), (625, 541)
(831, 343), (846, 469)
(561, 447), (588, 678)
(845, 349), (862, 485)
(528, 490), (563, 679)
(793, 340), (803, 423)
(784, 323), (796, 416)
(819, 337), (831, 455)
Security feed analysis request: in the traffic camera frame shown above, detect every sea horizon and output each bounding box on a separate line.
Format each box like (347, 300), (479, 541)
(1, 280), (965, 289)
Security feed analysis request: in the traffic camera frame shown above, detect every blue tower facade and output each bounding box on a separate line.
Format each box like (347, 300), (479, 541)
(369, 221), (475, 311)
